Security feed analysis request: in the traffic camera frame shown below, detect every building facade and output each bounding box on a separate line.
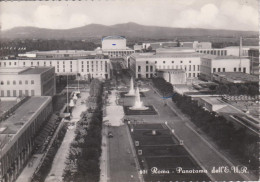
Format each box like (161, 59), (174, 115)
(101, 36), (134, 58)
(200, 55), (250, 81)
(0, 96), (52, 182)
(248, 48), (259, 75)
(128, 49), (202, 79)
(0, 55), (111, 80)
(0, 67), (56, 97)
(157, 69), (186, 84)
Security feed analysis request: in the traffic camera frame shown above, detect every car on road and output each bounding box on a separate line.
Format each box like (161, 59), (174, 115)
(108, 131), (113, 138)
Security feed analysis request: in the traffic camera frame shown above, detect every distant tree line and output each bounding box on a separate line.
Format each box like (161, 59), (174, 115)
(0, 39), (99, 57)
(172, 94), (259, 171)
(152, 77), (173, 97)
(214, 83), (259, 96)
(63, 79), (103, 182)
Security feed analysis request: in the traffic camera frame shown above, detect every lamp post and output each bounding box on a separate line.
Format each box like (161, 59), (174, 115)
(67, 74), (69, 113)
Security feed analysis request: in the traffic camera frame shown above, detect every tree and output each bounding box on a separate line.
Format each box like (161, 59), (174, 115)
(229, 85), (238, 95)
(248, 85), (259, 96)
(238, 85), (248, 95)
(147, 46), (153, 52)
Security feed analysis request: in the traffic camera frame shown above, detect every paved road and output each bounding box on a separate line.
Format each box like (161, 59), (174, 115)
(108, 125), (140, 182)
(147, 86), (257, 181)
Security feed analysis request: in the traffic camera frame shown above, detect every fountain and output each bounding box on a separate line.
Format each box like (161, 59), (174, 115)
(129, 87), (148, 110)
(125, 77), (136, 96)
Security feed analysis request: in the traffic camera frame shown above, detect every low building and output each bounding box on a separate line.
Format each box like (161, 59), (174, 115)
(200, 55), (250, 81)
(0, 67), (56, 97)
(198, 97), (227, 112)
(213, 72), (259, 83)
(0, 96), (52, 182)
(157, 69), (186, 84)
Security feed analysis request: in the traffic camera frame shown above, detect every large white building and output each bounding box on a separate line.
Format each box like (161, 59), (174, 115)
(0, 54), (111, 80)
(200, 55), (250, 81)
(0, 67), (56, 97)
(128, 48), (202, 79)
(101, 36), (134, 58)
(128, 47), (251, 82)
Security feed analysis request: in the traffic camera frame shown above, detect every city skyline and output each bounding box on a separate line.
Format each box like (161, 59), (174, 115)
(0, 0), (258, 31)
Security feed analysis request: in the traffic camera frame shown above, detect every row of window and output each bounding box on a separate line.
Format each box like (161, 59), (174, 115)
(212, 67), (246, 73)
(138, 65), (200, 72)
(0, 62), (17, 66)
(140, 72), (200, 78)
(0, 90), (35, 97)
(0, 60), (108, 67)
(152, 60), (194, 64)
(197, 50), (227, 56)
(0, 80), (34, 85)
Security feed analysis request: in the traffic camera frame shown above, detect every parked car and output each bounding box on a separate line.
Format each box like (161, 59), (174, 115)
(108, 131), (113, 138)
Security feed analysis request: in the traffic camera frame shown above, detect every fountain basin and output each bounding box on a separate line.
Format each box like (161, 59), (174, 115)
(123, 106), (157, 115)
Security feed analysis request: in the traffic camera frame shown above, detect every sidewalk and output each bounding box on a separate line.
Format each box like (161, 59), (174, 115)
(45, 91), (89, 182)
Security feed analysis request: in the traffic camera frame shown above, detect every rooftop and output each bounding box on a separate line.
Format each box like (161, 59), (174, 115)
(24, 50), (94, 54)
(0, 100), (17, 117)
(202, 55), (246, 60)
(102, 35), (126, 40)
(0, 67), (52, 75)
(0, 96), (51, 149)
(200, 97), (226, 105)
(213, 72), (259, 82)
(131, 52), (203, 59)
(7, 54), (109, 60)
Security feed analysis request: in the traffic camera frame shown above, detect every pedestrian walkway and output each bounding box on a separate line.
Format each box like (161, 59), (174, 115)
(45, 91), (89, 182)
(16, 154), (43, 182)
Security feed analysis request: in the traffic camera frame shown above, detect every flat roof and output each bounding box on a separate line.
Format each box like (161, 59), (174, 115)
(25, 50), (94, 54)
(102, 35), (126, 40)
(0, 96), (51, 149)
(214, 72), (259, 82)
(0, 100), (17, 117)
(17, 54), (109, 60)
(200, 97), (226, 105)
(131, 52), (203, 59)
(202, 55), (246, 60)
(224, 46), (259, 49)
(20, 67), (53, 74)
(0, 67), (52, 75)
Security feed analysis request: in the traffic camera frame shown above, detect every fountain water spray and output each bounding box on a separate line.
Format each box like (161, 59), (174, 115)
(130, 87), (148, 110)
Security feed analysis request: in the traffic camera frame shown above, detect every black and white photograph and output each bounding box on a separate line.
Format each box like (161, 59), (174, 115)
(0, 0), (259, 181)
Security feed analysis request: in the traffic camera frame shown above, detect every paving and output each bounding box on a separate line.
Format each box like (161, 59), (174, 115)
(100, 88), (140, 182)
(147, 85), (257, 181)
(45, 91), (89, 182)
(128, 123), (210, 182)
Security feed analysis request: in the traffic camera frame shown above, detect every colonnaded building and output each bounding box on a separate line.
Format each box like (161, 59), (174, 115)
(101, 35), (134, 58)
(0, 96), (52, 182)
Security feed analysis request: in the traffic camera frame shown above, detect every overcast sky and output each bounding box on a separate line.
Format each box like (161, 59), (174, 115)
(0, 0), (258, 31)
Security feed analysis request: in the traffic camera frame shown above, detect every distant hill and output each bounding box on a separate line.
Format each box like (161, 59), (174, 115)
(0, 22), (258, 42)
